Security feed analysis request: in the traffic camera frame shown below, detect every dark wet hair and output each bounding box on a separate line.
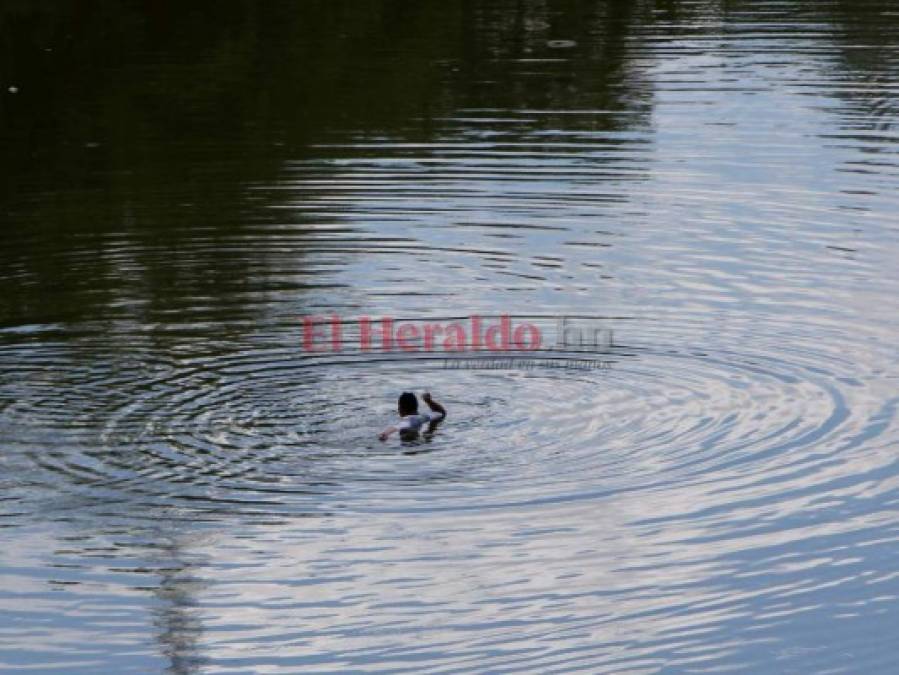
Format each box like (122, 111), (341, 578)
(398, 391), (418, 416)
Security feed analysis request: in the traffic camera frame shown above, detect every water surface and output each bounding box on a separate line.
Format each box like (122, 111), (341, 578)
(2, 1), (899, 672)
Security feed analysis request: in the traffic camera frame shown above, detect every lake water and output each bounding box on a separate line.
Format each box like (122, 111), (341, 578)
(2, 1), (899, 672)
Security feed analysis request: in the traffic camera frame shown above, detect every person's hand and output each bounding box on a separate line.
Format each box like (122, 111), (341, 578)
(378, 432), (389, 442)
(422, 391), (433, 402)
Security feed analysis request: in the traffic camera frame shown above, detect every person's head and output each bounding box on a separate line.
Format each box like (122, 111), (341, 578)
(398, 391), (418, 416)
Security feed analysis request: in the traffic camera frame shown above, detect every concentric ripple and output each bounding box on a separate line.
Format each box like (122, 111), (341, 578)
(2, 311), (896, 522)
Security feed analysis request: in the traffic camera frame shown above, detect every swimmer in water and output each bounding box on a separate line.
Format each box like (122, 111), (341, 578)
(379, 391), (446, 441)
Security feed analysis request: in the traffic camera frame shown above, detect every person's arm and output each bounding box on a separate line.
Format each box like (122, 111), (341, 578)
(379, 425), (398, 442)
(422, 392), (446, 419)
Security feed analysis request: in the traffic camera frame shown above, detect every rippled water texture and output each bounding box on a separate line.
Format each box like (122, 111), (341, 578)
(2, 1), (899, 672)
